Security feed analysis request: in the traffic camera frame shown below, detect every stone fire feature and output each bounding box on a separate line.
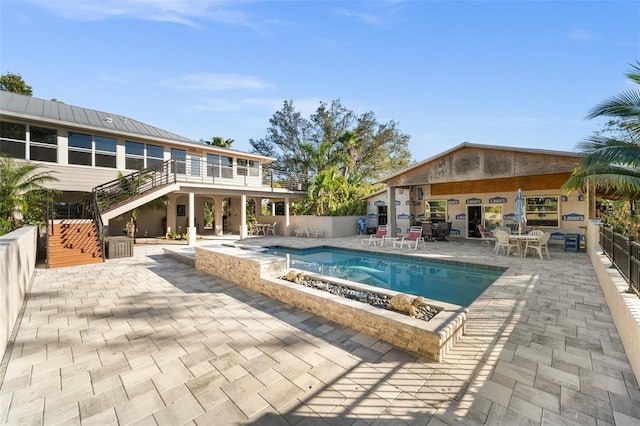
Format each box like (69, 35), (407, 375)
(194, 245), (467, 362)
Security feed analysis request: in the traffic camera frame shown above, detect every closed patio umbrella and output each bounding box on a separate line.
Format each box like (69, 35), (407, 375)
(514, 189), (526, 235)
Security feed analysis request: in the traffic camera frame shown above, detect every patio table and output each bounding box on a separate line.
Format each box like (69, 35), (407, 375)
(509, 234), (540, 257)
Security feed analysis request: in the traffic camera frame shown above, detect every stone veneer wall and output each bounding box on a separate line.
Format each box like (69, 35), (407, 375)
(194, 245), (467, 361)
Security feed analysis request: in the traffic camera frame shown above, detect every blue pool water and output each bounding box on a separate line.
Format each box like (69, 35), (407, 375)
(264, 246), (504, 307)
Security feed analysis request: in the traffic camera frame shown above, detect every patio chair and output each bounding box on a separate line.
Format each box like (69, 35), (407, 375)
(494, 230), (517, 256)
(266, 221), (277, 236)
(362, 225), (388, 246)
(393, 226), (425, 250)
(525, 231), (551, 260)
(247, 221), (258, 235)
(477, 224), (496, 246)
(434, 222), (452, 241)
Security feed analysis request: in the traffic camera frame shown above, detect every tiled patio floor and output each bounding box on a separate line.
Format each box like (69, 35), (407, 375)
(1, 236), (638, 425)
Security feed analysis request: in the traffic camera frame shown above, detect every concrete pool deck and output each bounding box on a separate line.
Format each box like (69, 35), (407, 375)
(1, 236), (638, 425)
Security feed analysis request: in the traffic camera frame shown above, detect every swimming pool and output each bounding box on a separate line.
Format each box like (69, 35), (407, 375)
(264, 246), (504, 307)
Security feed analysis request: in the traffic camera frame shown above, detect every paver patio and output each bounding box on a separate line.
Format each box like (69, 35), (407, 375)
(1, 236), (638, 425)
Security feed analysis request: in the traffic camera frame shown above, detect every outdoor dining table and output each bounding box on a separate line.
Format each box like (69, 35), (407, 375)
(254, 223), (270, 235)
(508, 234), (541, 257)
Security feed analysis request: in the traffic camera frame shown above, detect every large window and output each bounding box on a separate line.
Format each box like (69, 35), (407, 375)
(248, 160), (259, 177)
(94, 136), (116, 168)
(237, 159), (260, 177)
(126, 141), (164, 170)
(425, 200), (447, 222)
(125, 141), (144, 170)
(221, 155), (233, 178)
(207, 154), (219, 178)
(237, 158), (248, 176)
(29, 126), (57, 163)
(525, 196), (559, 227)
(1, 122), (58, 162)
(0, 122), (27, 158)
(147, 144), (164, 168)
(68, 132), (92, 166)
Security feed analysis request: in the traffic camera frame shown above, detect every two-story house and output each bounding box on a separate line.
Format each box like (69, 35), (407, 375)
(0, 92), (306, 266)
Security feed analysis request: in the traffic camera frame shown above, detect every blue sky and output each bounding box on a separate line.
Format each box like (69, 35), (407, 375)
(1, 0), (639, 162)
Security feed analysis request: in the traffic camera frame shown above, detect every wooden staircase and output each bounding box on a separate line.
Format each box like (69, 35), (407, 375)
(48, 219), (104, 268)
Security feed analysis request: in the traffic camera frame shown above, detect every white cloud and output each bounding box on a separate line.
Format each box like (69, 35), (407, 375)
(25, 0), (253, 28)
(164, 73), (270, 91)
(568, 29), (599, 42)
(332, 8), (382, 26)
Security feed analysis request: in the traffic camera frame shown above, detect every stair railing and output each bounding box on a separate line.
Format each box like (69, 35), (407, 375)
(45, 198), (53, 268)
(93, 159), (177, 214)
(89, 190), (105, 262)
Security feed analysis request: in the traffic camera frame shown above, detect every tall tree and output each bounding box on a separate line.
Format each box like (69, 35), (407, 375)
(250, 99), (411, 183)
(0, 155), (58, 234)
(0, 72), (33, 95)
(563, 62), (640, 200)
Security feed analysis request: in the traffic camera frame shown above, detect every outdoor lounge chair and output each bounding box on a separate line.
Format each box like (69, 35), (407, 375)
(393, 226), (425, 250)
(362, 225), (388, 246)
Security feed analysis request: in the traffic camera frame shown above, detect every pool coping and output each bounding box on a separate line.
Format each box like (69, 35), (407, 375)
(191, 244), (469, 361)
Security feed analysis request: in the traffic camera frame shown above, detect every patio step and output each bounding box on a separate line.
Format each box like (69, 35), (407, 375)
(48, 220), (103, 268)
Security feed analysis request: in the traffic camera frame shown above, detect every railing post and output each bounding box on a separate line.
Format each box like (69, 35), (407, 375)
(628, 235), (636, 294)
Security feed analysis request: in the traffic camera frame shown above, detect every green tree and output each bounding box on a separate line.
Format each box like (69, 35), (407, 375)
(0, 155), (58, 234)
(250, 99), (410, 215)
(563, 62), (640, 201)
(201, 136), (234, 148)
(0, 72), (33, 95)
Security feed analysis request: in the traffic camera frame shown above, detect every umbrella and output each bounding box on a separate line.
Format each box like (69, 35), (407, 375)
(514, 189), (526, 235)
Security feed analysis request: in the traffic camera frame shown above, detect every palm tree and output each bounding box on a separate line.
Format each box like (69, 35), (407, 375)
(203, 137), (234, 149)
(563, 62), (640, 200)
(0, 155), (58, 233)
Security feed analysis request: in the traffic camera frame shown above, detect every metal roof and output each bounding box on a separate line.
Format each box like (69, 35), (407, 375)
(0, 91), (274, 162)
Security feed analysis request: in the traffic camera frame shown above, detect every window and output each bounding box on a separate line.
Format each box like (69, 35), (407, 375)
(221, 156), (233, 178)
(68, 132), (92, 166)
(207, 154), (219, 178)
(171, 148), (186, 174)
(525, 196), (559, 227)
(94, 136), (116, 168)
(483, 206), (502, 229)
(425, 200), (447, 222)
(237, 158), (248, 176)
(147, 144), (164, 169)
(0, 121), (26, 158)
(125, 141), (144, 170)
(29, 126), (57, 162)
(248, 160), (259, 177)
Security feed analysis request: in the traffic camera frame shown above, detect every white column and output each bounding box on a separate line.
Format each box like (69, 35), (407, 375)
(284, 197), (290, 236)
(239, 195), (247, 239)
(214, 196), (223, 235)
(388, 186), (397, 237)
(187, 192), (196, 246)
